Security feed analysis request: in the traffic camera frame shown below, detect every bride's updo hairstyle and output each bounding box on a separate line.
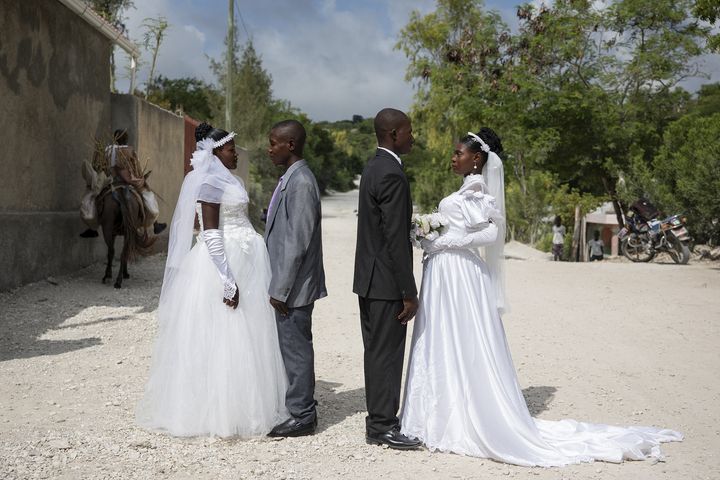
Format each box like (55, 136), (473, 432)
(460, 127), (504, 169)
(195, 122), (214, 142)
(194, 122), (232, 153)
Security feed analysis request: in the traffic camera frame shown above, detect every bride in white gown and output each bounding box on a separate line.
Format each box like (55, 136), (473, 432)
(136, 123), (288, 438)
(400, 128), (682, 466)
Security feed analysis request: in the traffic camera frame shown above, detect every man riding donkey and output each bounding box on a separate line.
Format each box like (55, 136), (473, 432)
(79, 129), (164, 287)
(79, 129), (166, 238)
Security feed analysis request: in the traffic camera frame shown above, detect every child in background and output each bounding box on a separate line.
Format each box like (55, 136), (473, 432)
(588, 230), (605, 261)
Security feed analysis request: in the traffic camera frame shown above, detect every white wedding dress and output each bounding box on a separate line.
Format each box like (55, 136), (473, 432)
(137, 200), (289, 438)
(400, 175), (682, 467)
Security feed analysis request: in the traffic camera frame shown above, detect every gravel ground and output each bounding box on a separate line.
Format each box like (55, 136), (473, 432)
(1, 189), (718, 480)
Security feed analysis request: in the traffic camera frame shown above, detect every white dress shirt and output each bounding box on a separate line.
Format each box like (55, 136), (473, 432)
(377, 147), (402, 166)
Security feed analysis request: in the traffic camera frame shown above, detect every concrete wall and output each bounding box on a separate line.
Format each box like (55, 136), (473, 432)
(184, 116), (200, 175)
(0, 0), (111, 290)
(111, 94), (185, 225)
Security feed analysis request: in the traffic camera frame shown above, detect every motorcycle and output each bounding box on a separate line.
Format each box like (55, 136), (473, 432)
(618, 210), (691, 264)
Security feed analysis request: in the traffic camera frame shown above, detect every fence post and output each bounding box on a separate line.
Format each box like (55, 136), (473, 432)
(571, 204), (582, 262)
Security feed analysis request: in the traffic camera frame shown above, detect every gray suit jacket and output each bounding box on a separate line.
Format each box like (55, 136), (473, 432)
(264, 160), (327, 308)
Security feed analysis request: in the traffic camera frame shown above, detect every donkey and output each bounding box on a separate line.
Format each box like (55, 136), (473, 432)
(98, 185), (155, 288)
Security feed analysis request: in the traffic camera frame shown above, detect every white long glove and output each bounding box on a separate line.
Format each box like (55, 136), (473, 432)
(203, 229), (238, 301)
(422, 222), (499, 253)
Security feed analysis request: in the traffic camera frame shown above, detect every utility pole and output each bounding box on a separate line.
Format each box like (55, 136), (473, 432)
(225, 0), (234, 130)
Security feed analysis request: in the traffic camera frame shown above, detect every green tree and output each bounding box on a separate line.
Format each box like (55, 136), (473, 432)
(210, 39), (361, 226)
(397, 0), (608, 239)
(142, 16), (169, 98)
(211, 38), (292, 225)
(621, 113), (720, 243)
(397, 0), (514, 152)
(88, 0), (134, 26)
(397, 0), (712, 247)
(211, 41), (283, 142)
(694, 0), (720, 52)
(321, 118), (376, 161)
(321, 117), (376, 181)
(403, 140), (453, 211)
(511, 0), (707, 223)
(688, 82), (720, 117)
(146, 76), (220, 120)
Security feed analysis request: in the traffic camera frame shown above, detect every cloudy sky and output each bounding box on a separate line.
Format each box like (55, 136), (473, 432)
(114, 0), (720, 122)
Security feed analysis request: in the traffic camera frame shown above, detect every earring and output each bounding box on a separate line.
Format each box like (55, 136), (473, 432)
(473, 163), (478, 171)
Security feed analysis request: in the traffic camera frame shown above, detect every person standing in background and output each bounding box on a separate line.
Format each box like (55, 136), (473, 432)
(588, 230), (605, 261)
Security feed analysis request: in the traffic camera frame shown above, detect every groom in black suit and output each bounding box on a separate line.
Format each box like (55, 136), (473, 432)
(353, 108), (421, 450)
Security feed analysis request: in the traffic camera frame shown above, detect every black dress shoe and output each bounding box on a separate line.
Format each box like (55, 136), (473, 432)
(267, 417), (317, 438)
(79, 229), (99, 238)
(366, 428), (422, 450)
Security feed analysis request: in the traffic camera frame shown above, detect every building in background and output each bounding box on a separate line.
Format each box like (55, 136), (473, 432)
(584, 202), (621, 257)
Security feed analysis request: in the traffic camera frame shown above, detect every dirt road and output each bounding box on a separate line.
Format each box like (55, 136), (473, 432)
(1, 189), (718, 479)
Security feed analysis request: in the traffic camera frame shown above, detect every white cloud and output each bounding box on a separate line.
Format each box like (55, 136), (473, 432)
(253, 4), (427, 120)
(115, 0), (220, 93)
(183, 24), (206, 44)
(113, 0), (437, 120)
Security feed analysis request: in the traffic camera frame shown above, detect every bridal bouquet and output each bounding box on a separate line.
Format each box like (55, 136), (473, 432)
(410, 212), (448, 249)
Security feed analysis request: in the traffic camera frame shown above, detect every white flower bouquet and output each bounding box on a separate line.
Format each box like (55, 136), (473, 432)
(410, 212), (448, 248)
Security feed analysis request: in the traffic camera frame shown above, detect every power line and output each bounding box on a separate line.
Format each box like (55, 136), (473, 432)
(233, 0), (250, 40)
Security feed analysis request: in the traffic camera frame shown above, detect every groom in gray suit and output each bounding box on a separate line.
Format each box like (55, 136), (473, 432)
(265, 119), (327, 437)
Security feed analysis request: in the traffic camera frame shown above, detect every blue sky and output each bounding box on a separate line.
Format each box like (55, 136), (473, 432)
(114, 0), (720, 122)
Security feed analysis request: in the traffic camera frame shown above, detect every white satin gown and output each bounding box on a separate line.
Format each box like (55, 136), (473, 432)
(400, 175), (682, 466)
(137, 201), (289, 437)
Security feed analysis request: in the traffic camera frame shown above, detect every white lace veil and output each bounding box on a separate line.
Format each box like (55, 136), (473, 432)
(160, 138), (248, 303)
(482, 150), (508, 315)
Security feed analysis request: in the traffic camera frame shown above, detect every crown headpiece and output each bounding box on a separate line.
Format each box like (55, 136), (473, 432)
(467, 132), (490, 153)
(213, 132), (236, 149)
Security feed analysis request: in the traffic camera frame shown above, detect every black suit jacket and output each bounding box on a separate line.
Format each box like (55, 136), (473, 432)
(353, 149), (417, 300)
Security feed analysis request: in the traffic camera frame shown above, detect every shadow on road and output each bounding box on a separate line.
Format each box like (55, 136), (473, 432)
(1, 338), (103, 362)
(0, 258), (162, 362)
(316, 380), (366, 432)
(314, 381), (558, 432)
(523, 385), (558, 416)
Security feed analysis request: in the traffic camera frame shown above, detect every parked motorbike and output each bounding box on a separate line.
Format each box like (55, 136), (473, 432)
(618, 209), (691, 264)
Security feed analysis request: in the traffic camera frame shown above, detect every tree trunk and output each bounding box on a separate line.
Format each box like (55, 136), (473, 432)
(601, 175), (625, 227)
(571, 204), (582, 262)
(580, 216), (587, 262)
(611, 198), (625, 227)
(146, 42), (159, 98)
(110, 50), (116, 92)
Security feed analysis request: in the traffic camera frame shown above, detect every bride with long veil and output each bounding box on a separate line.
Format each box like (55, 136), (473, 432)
(400, 127), (682, 466)
(136, 123), (288, 437)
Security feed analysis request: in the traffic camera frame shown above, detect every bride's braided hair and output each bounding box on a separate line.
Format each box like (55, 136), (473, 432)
(195, 122), (213, 142)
